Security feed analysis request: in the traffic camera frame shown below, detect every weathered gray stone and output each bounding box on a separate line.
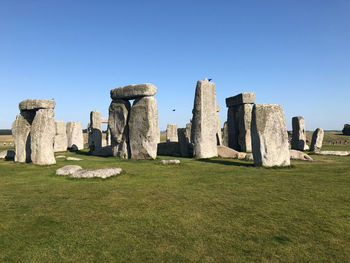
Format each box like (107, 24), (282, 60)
(225, 92), (256, 108)
(217, 145), (246, 159)
(101, 117), (109, 123)
(0, 150), (15, 160)
(177, 128), (191, 157)
(66, 157), (83, 161)
(185, 123), (192, 143)
(56, 165), (82, 175)
(12, 111), (35, 162)
(245, 153), (253, 161)
(89, 110), (102, 152)
(191, 79), (218, 158)
(129, 96), (159, 159)
(54, 120), (67, 152)
(290, 149), (313, 161)
(106, 126), (111, 146)
(216, 105), (223, 146)
(72, 168), (122, 179)
(30, 109), (56, 165)
(222, 122), (228, 147)
(108, 99), (131, 158)
(91, 146), (113, 157)
(310, 128), (324, 152)
(19, 99), (55, 111)
(227, 103), (253, 152)
(251, 104), (290, 167)
(110, 83), (157, 100)
(56, 155), (66, 158)
(166, 124), (178, 142)
(66, 121), (84, 151)
(160, 160), (180, 165)
(291, 116), (307, 151)
(237, 104), (252, 152)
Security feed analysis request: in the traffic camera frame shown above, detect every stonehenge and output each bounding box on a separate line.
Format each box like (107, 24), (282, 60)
(166, 124), (178, 142)
(251, 104), (290, 167)
(66, 121), (84, 151)
(109, 83), (159, 159)
(54, 120), (67, 152)
(12, 99), (56, 165)
(88, 110), (102, 152)
(291, 116), (308, 151)
(191, 78), (218, 158)
(226, 92), (255, 152)
(310, 128), (324, 152)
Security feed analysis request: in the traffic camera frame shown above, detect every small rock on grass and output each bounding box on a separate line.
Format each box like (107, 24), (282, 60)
(160, 160), (180, 165)
(71, 168), (122, 179)
(66, 157), (83, 161)
(56, 155), (66, 159)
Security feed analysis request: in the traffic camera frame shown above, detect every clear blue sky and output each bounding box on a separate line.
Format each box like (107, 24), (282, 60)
(1, 0), (349, 131)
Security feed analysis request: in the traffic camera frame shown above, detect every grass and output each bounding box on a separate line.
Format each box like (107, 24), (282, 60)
(1, 147), (350, 262)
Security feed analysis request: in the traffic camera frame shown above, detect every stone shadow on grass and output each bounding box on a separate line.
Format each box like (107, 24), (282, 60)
(197, 158), (254, 167)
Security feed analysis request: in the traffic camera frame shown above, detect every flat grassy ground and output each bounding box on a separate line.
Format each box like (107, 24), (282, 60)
(1, 146), (350, 262)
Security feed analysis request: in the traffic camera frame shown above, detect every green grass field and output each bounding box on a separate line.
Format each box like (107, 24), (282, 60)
(1, 145), (350, 262)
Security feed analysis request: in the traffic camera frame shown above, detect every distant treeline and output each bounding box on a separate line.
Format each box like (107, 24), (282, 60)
(0, 129), (12, 135)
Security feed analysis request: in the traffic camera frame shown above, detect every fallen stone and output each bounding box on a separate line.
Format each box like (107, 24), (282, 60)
(245, 153), (254, 161)
(0, 150), (15, 160)
(55, 155), (66, 158)
(317, 151), (350, 156)
(291, 116), (307, 151)
(56, 165), (82, 175)
(160, 159), (180, 165)
(310, 128), (324, 152)
(129, 96), (160, 159)
(110, 83), (157, 100)
(66, 157), (83, 161)
(251, 104), (290, 167)
(19, 99), (55, 111)
(108, 99), (131, 158)
(290, 149), (313, 161)
(66, 121), (84, 151)
(166, 124), (178, 142)
(54, 120), (67, 152)
(191, 78), (218, 158)
(72, 168), (122, 179)
(217, 145), (246, 159)
(92, 146), (113, 157)
(30, 109), (56, 165)
(225, 92), (256, 107)
(157, 142), (181, 157)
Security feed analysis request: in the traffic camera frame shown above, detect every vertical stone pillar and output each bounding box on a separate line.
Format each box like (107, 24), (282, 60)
(310, 128), (324, 152)
(89, 110), (102, 152)
(54, 120), (67, 152)
(31, 109), (56, 165)
(222, 121), (228, 147)
(66, 121), (84, 151)
(191, 78), (217, 158)
(225, 92), (255, 152)
(108, 99), (131, 158)
(216, 105), (223, 146)
(166, 124), (178, 142)
(251, 104), (290, 167)
(291, 116), (307, 151)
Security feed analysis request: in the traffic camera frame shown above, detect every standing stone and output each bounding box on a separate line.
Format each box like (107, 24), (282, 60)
(89, 110), (102, 152)
(222, 121), (229, 147)
(251, 104), (290, 167)
(106, 126), (111, 146)
(12, 111), (35, 162)
(237, 104), (253, 152)
(166, 124), (178, 142)
(226, 92), (255, 152)
(216, 105), (223, 146)
(191, 78), (218, 158)
(310, 128), (324, 152)
(54, 120), (67, 152)
(185, 123), (192, 143)
(108, 99), (131, 158)
(129, 96), (159, 159)
(31, 109), (56, 165)
(177, 128), (191, 157)
(292, 116), (307, 151)
(66, 122), (84, 151)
